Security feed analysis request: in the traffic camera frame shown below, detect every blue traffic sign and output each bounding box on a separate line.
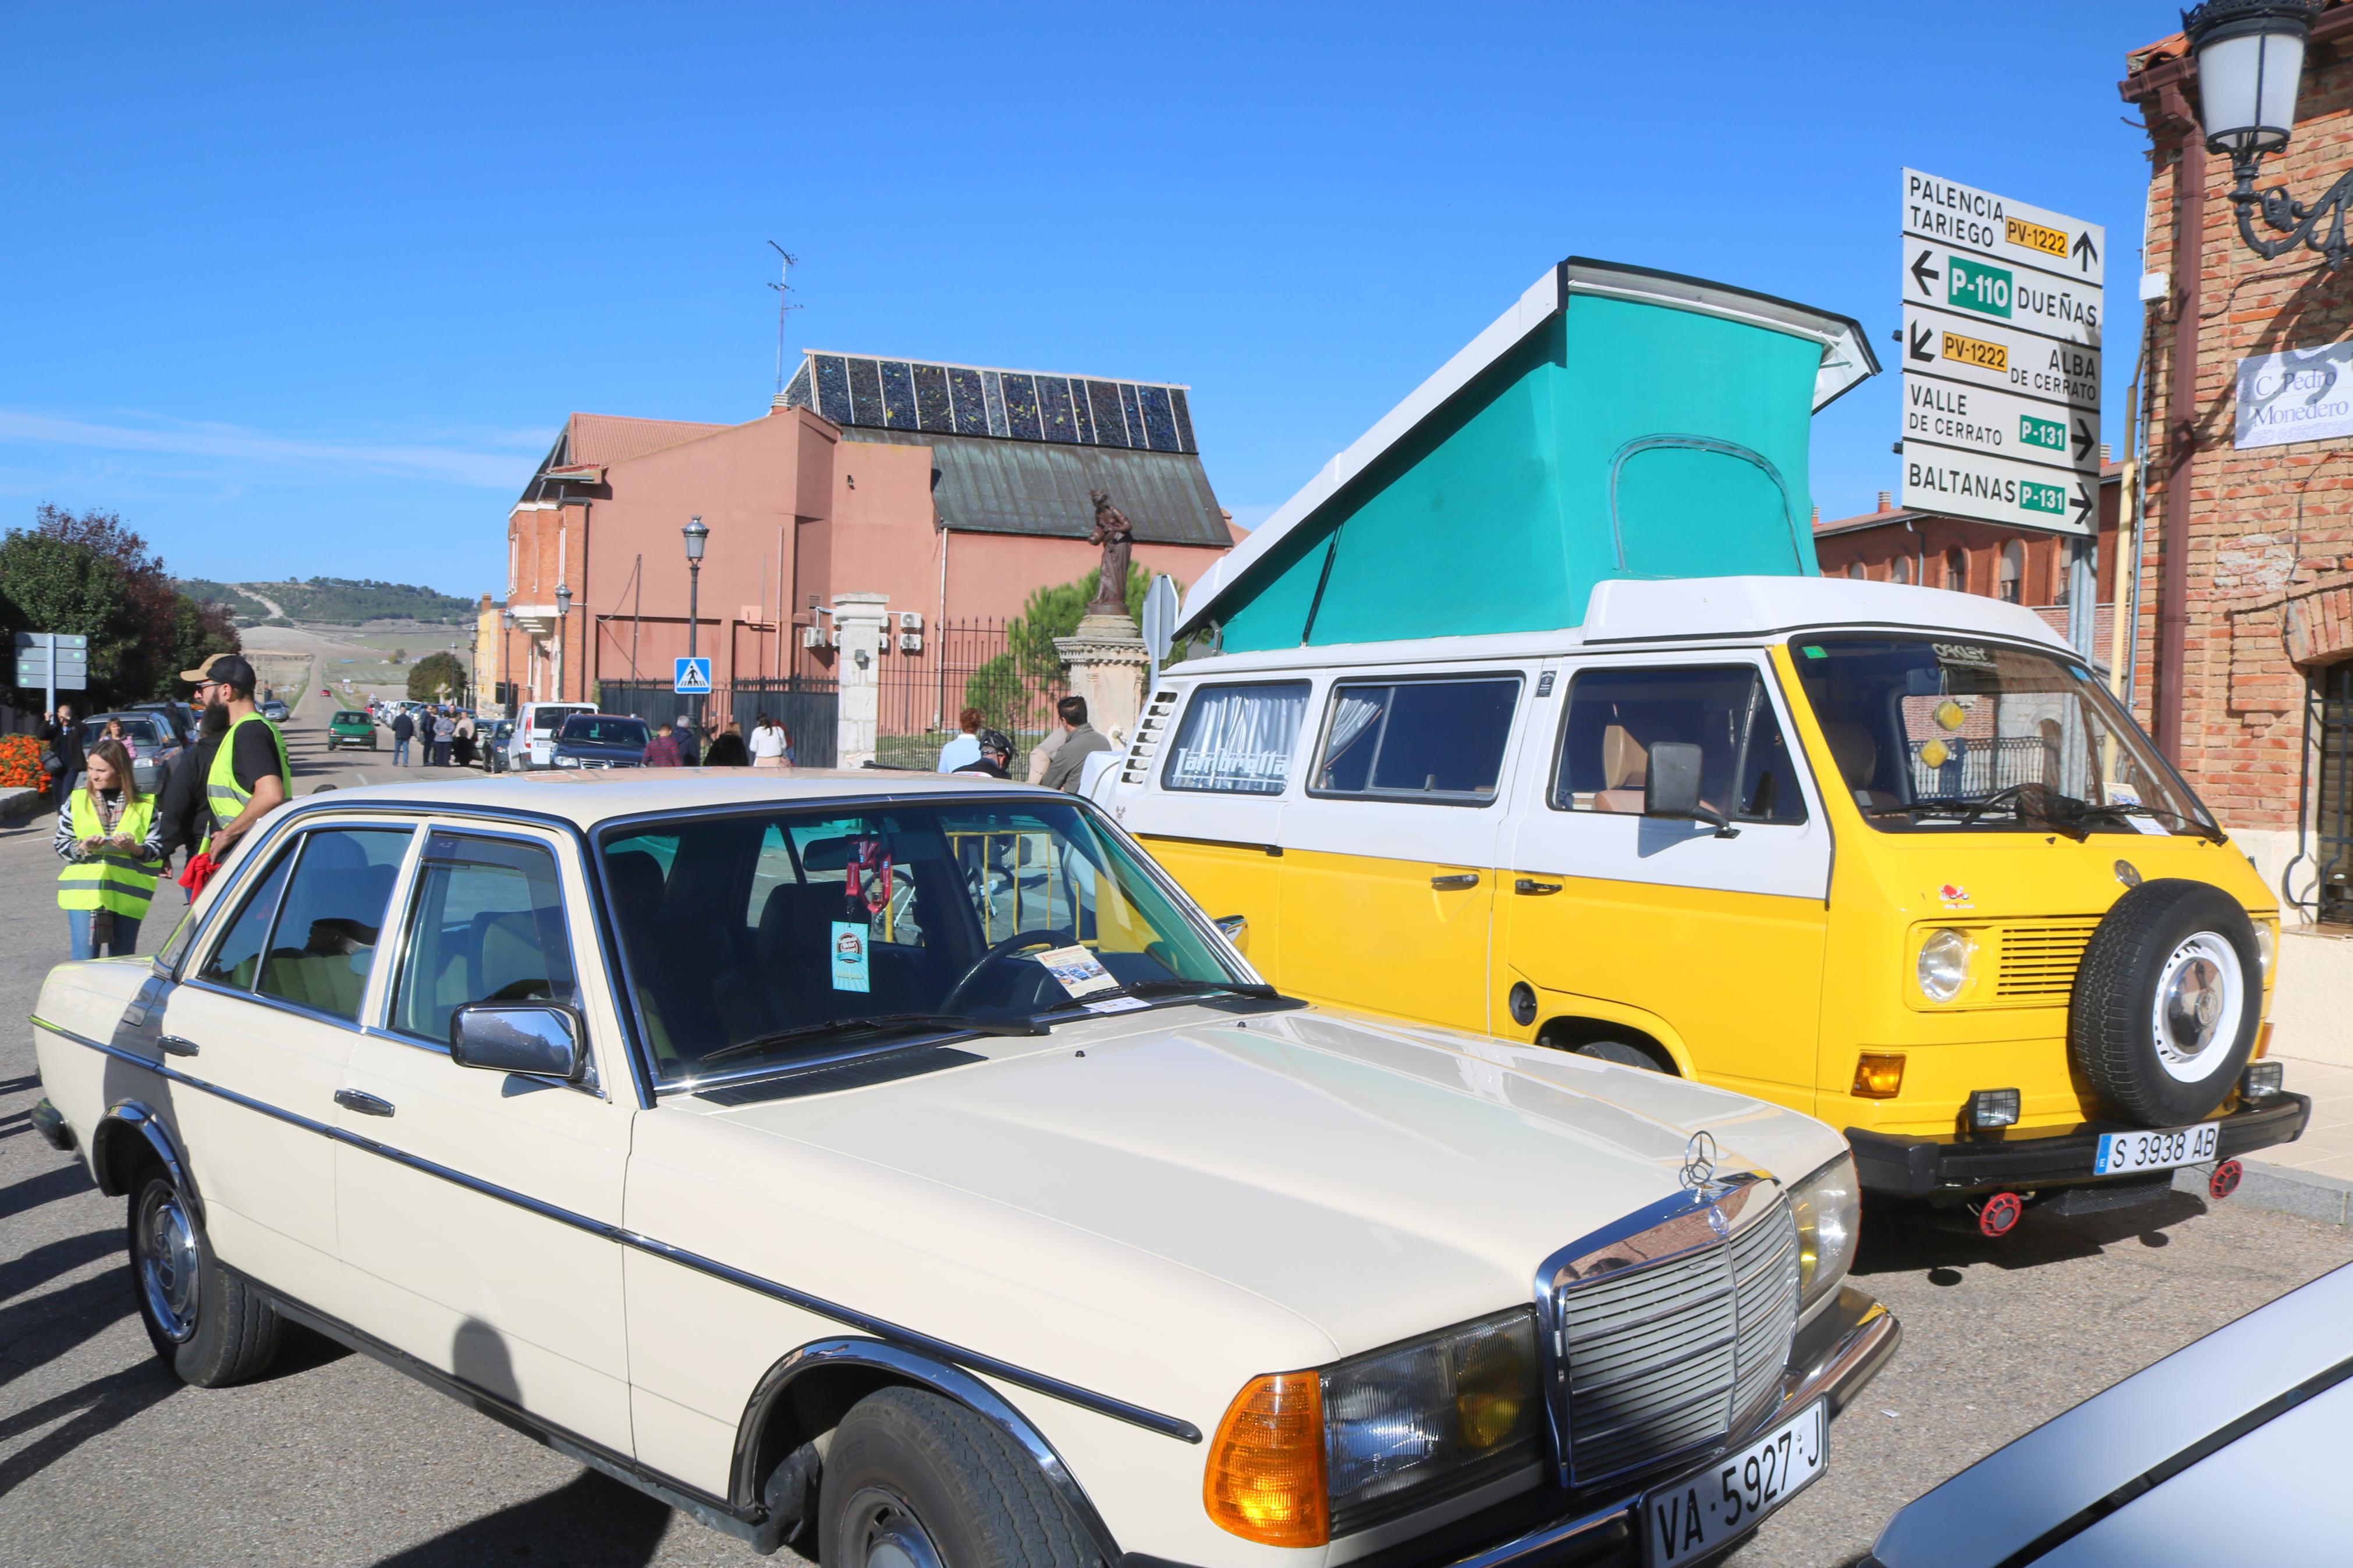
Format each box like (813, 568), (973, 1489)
(673, 657), (712, 695)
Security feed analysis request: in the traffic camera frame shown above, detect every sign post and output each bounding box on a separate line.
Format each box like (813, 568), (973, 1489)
(1900, 169), (2105, 657)
(1140, 574), (1180, 692)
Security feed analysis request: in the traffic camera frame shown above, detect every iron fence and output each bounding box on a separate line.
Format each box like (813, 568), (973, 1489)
(597, 676), (839, 769)
(875, 618), (1067, 775)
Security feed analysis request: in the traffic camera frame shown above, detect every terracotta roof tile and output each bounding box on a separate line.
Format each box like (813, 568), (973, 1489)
(565, 412), (733, 467)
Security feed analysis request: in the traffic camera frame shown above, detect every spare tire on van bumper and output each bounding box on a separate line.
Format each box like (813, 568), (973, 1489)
(2068, 879), (2263, 1127)
(1844, 1092), (2308, 1198)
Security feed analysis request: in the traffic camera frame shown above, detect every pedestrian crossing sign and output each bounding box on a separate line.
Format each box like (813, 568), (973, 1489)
(673, 657), (712, 695)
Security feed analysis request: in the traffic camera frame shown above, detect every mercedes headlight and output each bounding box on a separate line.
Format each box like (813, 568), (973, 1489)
(1917, 927), (1974, 1002)
(1205, 1309), (1542, 1546)
(1788, 1153), (1860, 1313)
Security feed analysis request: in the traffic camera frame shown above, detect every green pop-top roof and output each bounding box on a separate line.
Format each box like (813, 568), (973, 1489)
(1177, 258), (1878, 650)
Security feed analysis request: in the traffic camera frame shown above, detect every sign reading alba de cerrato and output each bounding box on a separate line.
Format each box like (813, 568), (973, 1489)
(2236, 343), (2353, 450)
(1900, 168), (2104, 535)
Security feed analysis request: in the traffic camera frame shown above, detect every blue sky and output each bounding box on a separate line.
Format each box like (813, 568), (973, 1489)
(1, 2), (2171, 595)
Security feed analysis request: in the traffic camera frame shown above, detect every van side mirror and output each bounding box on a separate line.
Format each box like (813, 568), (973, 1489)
(1213, 914), (1249, 953)
(450, 1004), (587, 1082)
(1642, 742), (1738, 838)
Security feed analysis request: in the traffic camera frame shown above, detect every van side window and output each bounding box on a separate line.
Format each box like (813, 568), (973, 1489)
(1554, 666), (1807, 824)
(1163, 682), (1309, 794)
(1311, 678), (1520, 803)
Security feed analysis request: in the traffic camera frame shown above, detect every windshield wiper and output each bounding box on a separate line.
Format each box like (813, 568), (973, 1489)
(2072, 799), (2230, 843)
(700, 1011), (1046, 1066)
(1112, 978), (1281, 1001)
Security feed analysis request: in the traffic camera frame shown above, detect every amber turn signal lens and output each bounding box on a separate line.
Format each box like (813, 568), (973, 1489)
(2254, 1021), (2273, 1061)
(1204, 1371), (1328, 1546)
(1852, 1053), (1905, 1100)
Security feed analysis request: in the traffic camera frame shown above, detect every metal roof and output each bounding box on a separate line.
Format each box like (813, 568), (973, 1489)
(844, 429), (1232, 547)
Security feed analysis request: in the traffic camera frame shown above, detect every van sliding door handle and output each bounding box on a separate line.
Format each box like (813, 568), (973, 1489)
(1429, 873), (1481, 891)
(334, 1089), (395, 1118)
(1514, 879), (1562, 895)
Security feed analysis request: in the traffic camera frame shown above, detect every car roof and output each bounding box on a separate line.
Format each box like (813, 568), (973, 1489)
(267, 768), (1070, 832)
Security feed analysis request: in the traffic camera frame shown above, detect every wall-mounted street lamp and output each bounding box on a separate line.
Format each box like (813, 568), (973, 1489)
(2184, 0), (2353, 266)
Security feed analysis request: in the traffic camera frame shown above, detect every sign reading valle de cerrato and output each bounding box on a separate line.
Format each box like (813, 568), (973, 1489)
(2235, 342), (2353, 450)
(1900, 168), (2104, 535)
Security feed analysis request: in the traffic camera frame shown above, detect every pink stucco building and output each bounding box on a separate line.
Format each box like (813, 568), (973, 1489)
(502, 351), (1239, 707)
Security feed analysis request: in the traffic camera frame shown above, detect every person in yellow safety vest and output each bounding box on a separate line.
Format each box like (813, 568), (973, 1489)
(55, 738), (165, 959)
(181, 653), (290, 864)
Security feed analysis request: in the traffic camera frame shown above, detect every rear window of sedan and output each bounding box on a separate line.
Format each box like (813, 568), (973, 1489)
(560, 717), (648, 746)
(81, 716), (171, 750)
(333, 711), (370, 725)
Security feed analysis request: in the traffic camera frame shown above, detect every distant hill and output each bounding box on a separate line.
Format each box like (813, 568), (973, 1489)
(175, 577), (477, 626)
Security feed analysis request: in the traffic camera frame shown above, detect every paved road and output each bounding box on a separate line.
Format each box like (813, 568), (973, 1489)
(3, 714), (2349, 1565)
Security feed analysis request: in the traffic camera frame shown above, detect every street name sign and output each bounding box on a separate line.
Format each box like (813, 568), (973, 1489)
(1904, 377), (2100, 475)
(1900, 304), (2100, 409)
(673, 656), (712, 695)
(1900, 169), (2105, 536)
(2234, 342), (2353, 450)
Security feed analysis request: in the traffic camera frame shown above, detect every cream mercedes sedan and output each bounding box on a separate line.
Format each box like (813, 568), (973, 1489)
(29, 771), (1897, 1567)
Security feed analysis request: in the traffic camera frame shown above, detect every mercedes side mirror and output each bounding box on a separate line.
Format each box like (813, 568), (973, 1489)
(1643, 742), (1738, 838)
(1213, 914), (1249, 953)
(450, 1003), (587, 1082)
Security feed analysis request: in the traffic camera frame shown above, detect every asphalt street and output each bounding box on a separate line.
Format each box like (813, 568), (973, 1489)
(3, 701), (2350, 1566)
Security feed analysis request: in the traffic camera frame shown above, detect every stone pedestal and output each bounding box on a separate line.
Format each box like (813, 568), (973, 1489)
(1054, 610), (1151, 744)
(832, 592), (889, 769)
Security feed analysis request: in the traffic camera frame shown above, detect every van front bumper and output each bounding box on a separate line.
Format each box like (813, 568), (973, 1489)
(1125, 1286), (1899, 1568)
(1844, 1091), (2309, 1198)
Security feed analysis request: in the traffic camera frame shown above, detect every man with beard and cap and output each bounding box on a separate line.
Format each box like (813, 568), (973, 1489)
(158, 654), (290, 876)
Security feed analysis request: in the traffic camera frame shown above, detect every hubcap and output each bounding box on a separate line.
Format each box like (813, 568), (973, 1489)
(136, 1182), (200, 1343)
(840, 1485), (946, 1568)
(2151, 932), (2245, 1083)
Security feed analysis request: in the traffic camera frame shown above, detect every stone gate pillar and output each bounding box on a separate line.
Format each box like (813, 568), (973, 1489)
(832, 592), (889, 770)
(1054, 610), (1150, 745)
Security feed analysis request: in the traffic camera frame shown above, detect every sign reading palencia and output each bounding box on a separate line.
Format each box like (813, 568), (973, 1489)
(2235, 343), (2353, 450)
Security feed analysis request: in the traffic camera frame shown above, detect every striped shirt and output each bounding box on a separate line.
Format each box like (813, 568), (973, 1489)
(55, 790), (166, 865)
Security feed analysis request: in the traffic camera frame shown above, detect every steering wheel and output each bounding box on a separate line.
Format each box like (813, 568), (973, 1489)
(939, 928), (1078, 1015)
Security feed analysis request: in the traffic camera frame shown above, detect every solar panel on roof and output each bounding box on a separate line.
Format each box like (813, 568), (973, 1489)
(1000, 374), (1042, 441)
(879, 361), (918, 427)
(847, 358), (885, 428)
(1070, 378), (1098, 444)
(1170, 387), (1197, 454)
(949, 368), (989, 435)
(1085, 382), (1128, 447)
(982, 371), (1008, 437)
(913, 364), (954, 432)
(1139, 386), (1180, 452)
(815, 356), (853, 425)
(1118, 384), (1146, 451)
(783, 360), (814, 411)
(1038, 376), (1079, 444)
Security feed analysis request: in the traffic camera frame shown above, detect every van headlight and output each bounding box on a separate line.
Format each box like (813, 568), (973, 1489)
(1205, 1309), (1543, 1546)
(1788, 1153), (1860, 1312)
(1917, 928), (1974, 1002)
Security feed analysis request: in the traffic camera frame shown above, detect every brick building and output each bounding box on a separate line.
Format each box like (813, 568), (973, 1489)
(2123, 6), (2353, 922)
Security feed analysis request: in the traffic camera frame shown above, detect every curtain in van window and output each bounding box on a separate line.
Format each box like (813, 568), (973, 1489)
(1163, 682), (1309, 794)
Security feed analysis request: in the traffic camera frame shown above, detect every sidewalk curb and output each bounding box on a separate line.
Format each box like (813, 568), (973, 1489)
(2172, 1158), (2353, 1226)
(0, 787), (52, 828)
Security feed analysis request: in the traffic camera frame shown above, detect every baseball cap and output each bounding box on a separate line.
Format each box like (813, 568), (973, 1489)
(180, 653), (257, 689)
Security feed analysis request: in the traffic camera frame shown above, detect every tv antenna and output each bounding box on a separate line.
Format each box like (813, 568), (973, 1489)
(767, 241), (801, 397)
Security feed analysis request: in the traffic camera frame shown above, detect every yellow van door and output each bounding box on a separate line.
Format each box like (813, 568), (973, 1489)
(1277, 673), (1525, 1033)
(1498, 657), (1830, 1112)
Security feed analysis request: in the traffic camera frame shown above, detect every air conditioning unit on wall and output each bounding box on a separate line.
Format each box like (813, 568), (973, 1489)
(897, 611), (924, 631)
(801, 625), (831, 649)
(899, 631), (924, 652)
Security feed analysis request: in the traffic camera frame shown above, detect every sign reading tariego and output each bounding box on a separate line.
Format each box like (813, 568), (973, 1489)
(1899, 169), (2104, 535)
(2235, 343), (2353, 451)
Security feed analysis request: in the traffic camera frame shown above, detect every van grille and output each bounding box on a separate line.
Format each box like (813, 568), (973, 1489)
(1553, 1193), (1800, 1485)
(1118, 691), (1178, 785)
(1994, 918), (2102, 1001)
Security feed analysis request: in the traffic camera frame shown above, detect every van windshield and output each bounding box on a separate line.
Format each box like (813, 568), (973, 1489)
(1786, 635), (2216, 838)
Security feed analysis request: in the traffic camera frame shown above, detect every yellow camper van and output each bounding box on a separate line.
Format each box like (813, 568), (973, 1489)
(1101, 260), (2305, 1227)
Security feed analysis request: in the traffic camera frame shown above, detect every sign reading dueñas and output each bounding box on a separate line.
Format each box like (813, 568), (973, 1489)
(2235, 343), (2353, 450)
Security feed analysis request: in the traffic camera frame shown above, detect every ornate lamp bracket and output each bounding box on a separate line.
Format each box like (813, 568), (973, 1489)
(2228, 149), (2353, 268)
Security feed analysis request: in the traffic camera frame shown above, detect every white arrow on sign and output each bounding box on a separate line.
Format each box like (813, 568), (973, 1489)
(1906, 239), (2101, 349)
(1904, 376), (2099, 475)
(1903, 169), (2105, 285)
(1901, 440), (2097, 536)
(1901, 304), (2100, 411)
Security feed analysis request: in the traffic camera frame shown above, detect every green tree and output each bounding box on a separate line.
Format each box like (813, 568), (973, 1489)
(1005, 564), (1150, 683)
(406, 650), (466, 701)
(0, 505), (240, 707)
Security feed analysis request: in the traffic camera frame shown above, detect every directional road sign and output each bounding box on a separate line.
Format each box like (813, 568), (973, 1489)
(1904, 377), (2100, 475)
(1900, 169), (2104, 536)
(1900, 304), (2100, 410)
(673, 656), (712, 695)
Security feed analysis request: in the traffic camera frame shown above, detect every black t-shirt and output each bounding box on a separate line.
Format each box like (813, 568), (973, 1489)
(233, 720), (287, 793)
(953, 757), (1010, 778)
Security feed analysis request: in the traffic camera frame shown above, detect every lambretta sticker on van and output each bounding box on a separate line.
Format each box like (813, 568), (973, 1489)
(1933, 642), (1996, 668)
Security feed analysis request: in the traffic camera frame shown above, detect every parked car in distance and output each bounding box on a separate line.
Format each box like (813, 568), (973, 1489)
(482, 719), (514, 772)
(507, 700), (595, 770)
(29, 771), (1895, 1566)
(1864, 1260), (2353, 1566)
(77, 711), (183, 795)
(258, 699), (290, 723)
(326, 710), (378, 751)
(127, 701), (197, 749)
(550, 713), (649, 769)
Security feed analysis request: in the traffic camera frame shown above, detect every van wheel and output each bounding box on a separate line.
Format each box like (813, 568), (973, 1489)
(819, 1388), (1092, 1568)
(127, 1161), (281, 1386)
(2070, 879), (2261, 1127)
(1575, 1040), (1669, 1072)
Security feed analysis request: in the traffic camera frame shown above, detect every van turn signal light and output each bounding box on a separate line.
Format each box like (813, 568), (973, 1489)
(1852, 1053), (1906, 1100)
(1204, 1371), (1328, 1546)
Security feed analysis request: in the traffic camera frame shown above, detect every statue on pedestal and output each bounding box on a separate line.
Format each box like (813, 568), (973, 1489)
(1087, 490), (1134, 616)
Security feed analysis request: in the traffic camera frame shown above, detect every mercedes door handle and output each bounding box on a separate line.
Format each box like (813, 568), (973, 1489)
(1429, 873), (1481, 891)
(158, 1035), (199, 1057)
(1514, 878), (1563, 895)
(334, 1089), (395, 1118)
